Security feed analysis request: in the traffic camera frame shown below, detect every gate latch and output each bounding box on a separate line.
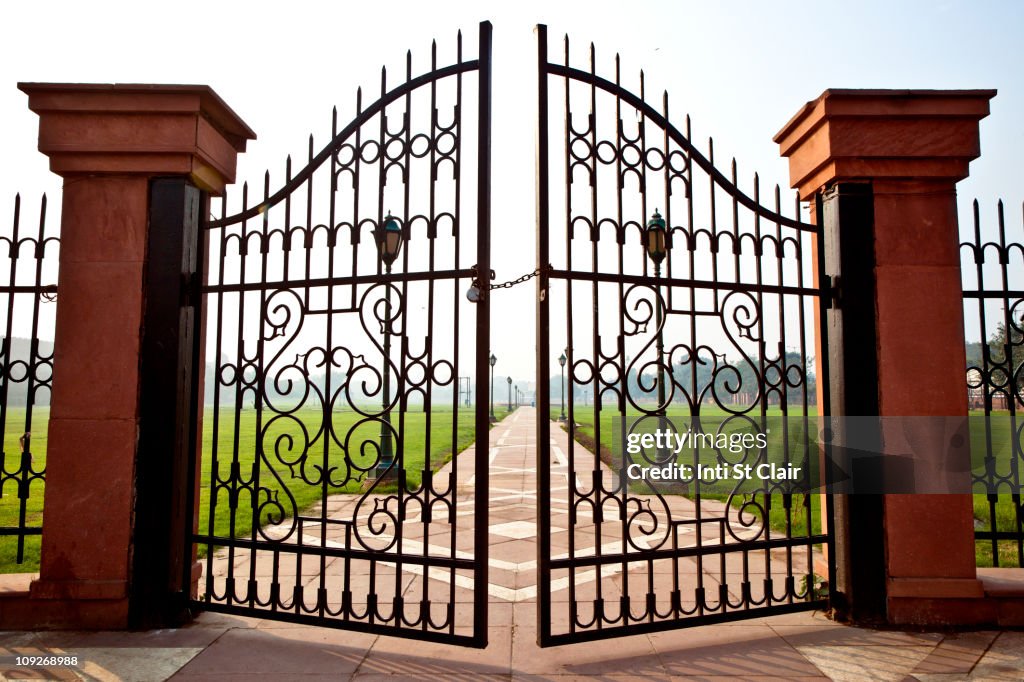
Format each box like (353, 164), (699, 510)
(466, 265), (547, 302)
(466, 266), (495, 302)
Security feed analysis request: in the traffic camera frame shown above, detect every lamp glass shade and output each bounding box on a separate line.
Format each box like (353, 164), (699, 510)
(378, 212), (404, 265)
(645, 209), (667, 264)
(489, 353), (497, 367)
(558, 352), (566, 367)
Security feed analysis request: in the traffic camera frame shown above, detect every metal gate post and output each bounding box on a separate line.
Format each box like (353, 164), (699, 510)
(3, 84), (253, 630)
(776, 89), (996, 626)
(817, 182), (887, 622)
(473, 18), (493, 648)
(130, 178), (203, 627)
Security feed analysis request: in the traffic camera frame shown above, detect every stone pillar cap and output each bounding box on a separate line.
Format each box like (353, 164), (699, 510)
(18, 83), (257, 195)
(774, 88), (996, 199)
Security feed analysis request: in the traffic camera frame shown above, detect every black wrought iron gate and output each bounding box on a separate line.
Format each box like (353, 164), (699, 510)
(185, 20), (833, 649)
(534, 25), (833, 645)
(188, 23), (491, 647)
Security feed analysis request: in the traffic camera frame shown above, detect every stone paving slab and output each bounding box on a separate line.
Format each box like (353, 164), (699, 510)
(1, 408), (1022, 680)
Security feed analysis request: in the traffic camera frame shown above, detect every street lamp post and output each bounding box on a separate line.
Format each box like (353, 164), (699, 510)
(507, 376), (512, 411)
(558, 352), (567, 422)
(645, 209), (668, 413)
(376, 212), (404, 479)
(645, 209), (669, 463)
(489, 353), (497, 422)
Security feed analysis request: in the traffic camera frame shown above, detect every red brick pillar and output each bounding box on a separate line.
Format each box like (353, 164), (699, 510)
(2, 84), (254, 629)
(776, 89), (996, 625)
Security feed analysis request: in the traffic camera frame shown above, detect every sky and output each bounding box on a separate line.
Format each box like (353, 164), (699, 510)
(0, 0), (1021, 381)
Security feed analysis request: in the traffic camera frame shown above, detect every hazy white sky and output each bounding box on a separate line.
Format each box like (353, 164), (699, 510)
(1, 0), (1021, 377)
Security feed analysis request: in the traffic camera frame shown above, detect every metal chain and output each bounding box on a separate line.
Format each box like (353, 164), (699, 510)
(489, 268), (541, 290)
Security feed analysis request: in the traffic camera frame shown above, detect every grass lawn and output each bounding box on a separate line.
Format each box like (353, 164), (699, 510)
(0, 407), (47, 573)
(556, 406), (1024, 567)
(1, 404), (509, 573)
(551, 405), (826, 539)
(969, 410), (1023, 567)
(5, 401), (1022, 572)
(197, 402), (506, 553)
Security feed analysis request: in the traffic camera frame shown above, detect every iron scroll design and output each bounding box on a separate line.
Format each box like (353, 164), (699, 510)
(192, 22), (491, 647)
(961, 199), (1024, 568)
(536, 25), (832, 645)
(0, 193), (58, 569)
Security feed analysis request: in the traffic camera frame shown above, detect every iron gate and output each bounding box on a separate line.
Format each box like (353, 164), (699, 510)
(189, 22), (492, 647)
(184, 20), (834, 648)
(534, 25), (833, 645)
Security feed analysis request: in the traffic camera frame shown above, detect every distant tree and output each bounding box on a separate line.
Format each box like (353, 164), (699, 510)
(987, 318), (1024, 372)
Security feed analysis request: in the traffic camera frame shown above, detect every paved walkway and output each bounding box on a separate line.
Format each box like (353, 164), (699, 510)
(2, 407), (1023, 680)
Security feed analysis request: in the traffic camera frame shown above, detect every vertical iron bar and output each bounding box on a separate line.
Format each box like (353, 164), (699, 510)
(449, 31), (465, 635)
(473, 18), (492, 649)
(535, 22), (553, 647)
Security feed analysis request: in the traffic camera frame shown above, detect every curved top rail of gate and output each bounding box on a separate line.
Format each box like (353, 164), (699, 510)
(208, 34), (478, 231)
(538, 26), (817, 265)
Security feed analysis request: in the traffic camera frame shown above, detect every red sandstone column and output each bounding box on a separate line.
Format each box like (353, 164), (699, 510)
(6, 84), (254, 629)
(775, 89), (996, 625)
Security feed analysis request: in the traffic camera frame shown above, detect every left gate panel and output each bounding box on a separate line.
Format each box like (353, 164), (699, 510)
(186, 22), (492, 647)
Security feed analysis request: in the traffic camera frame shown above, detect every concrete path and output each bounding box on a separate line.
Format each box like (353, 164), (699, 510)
(1, 407), (1023, 680)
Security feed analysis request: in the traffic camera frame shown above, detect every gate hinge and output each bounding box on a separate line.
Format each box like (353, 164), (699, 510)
(181, 271), (201, 308)
(824, 274), (841, 309)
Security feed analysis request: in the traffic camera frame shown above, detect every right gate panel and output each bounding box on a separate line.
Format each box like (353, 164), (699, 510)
(535, 25), (833, 646)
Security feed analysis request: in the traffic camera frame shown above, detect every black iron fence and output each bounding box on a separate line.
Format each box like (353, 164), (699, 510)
(0, 193), (58, 571)
(962, 199), (1024, 568)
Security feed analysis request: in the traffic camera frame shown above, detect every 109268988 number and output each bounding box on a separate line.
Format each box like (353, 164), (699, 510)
(12, 656), (79, 667)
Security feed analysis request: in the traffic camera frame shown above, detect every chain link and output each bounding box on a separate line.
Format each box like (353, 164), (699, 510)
(489, 268), (541, 290)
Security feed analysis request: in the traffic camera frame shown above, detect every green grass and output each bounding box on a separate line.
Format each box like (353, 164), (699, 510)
(1, 404), (509, 573)
(555, 406), (1024, 567)
(0, 407), (48, 573)
(968, 410), (1023, 568)
(5, 401), (1023, 572)
(553, 404), (824, 540)
(196, 403), (505, 552)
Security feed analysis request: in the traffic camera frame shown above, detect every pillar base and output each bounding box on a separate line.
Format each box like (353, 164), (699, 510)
(0, 573), (129, 629)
